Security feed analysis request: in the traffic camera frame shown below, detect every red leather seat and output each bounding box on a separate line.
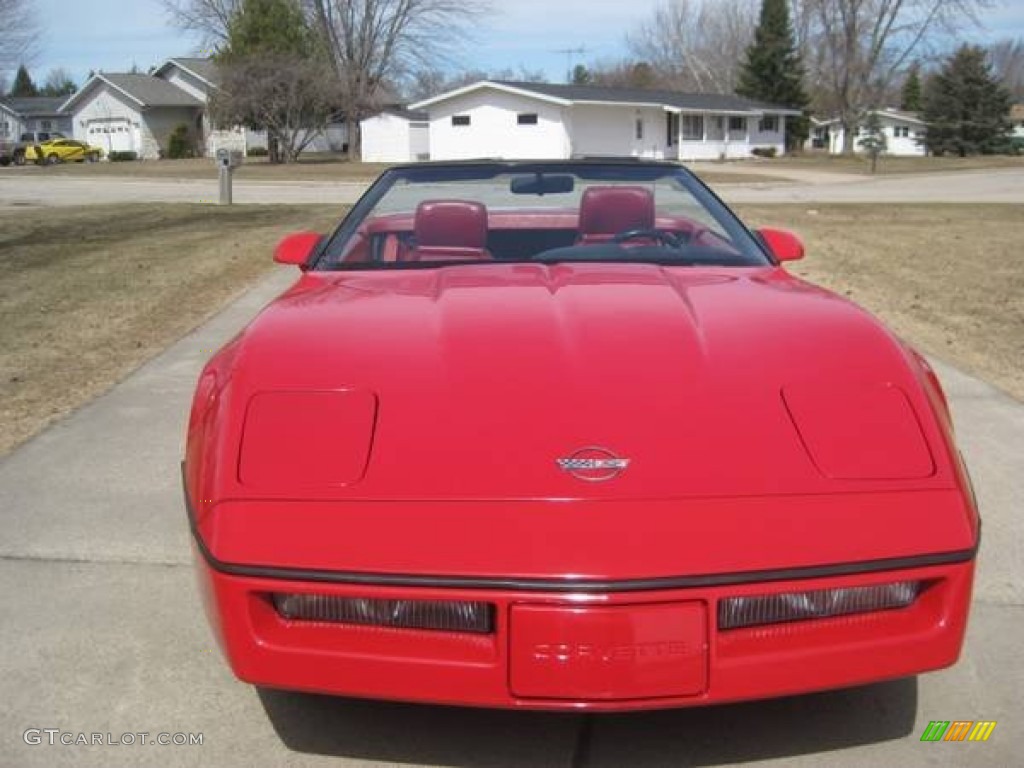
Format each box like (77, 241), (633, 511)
(406, 200), (492, 261)
(577, 186), (655, 244)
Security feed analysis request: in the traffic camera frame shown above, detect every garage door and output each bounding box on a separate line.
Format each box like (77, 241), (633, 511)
(87, 120), (135, 153)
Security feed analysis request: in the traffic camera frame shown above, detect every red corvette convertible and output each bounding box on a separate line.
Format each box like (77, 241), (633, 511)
(184, 160), (978, 711)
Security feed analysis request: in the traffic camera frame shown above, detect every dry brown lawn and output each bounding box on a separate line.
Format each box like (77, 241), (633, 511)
(6, 155), (392, 182)
(0, 204), (340, 455)
(739, 204), (1024, 400)
(741, 153), (1024, 176)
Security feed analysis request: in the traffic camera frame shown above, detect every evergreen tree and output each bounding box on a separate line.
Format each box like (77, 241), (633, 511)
(735, 0), (809, 148)
(40, 68), (77, 98)
(901, 62), (923, 112)
(857, 111), (887, 173)
(220, 0), (315, 60)
(923, 45), (1013, 156)
(9, 65), (38, 97)
(571, 64), (592, 86)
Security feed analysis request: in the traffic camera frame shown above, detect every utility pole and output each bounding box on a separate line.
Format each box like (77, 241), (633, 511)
(552, 46), (587, 83)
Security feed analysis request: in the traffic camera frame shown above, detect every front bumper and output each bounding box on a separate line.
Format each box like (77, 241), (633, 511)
(194, 548), (974, 711)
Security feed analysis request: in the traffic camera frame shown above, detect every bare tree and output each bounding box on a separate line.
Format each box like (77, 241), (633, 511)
(588, 59), (664, 89)
(802, 0), (990, 152)
(987, 37), (1024, 101)
(626, 0), (757, 93)
(212, 55), (339, 162)
(162, 0), (241, 47)
(0, 0), (39, 75)
(308, 0), (489, 159)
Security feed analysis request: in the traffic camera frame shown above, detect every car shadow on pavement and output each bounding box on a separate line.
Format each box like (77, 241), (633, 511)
(258, 676), (917, 767)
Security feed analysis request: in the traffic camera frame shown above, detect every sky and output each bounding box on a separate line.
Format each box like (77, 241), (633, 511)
(17, 0), (1024, 90)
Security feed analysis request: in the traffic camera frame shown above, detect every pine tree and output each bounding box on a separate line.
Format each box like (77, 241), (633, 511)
(901, 62), (923, 112)
(9, 65), (38, 97)
(857, 111), (887, 173)
(221, 0), (315, 60)
(571, 64), (592, 86)
(923, 45), (1013, 157)
(735, 0), (809, 148)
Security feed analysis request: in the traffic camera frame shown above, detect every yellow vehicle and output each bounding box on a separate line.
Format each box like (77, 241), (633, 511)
(24, 139), (104, 165)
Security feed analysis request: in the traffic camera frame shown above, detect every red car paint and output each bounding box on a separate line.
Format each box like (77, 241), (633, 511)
(184, 161), (977, 711)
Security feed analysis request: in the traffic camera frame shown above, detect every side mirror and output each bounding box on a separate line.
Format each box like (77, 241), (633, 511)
(274, 232), (323, 268)
(757, 228), (804, 262)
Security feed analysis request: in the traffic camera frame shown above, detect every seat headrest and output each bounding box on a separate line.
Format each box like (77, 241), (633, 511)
(414, 200), (488, 249)
(578, 186), (655, 240)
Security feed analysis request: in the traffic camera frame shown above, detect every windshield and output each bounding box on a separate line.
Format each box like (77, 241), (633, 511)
(316, 162), (771, 270)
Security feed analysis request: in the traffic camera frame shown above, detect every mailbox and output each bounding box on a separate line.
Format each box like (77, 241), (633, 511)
(216, 148), (244, 169)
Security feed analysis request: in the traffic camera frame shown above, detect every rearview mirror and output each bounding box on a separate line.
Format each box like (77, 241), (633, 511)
(757, 228), (804, 262)
(274, 232), (323, 268)
(510, 173), (575, 195)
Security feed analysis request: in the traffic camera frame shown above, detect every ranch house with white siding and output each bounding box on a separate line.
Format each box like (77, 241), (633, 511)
(400, 80), (799, 163)
(808, 108), (927, 157)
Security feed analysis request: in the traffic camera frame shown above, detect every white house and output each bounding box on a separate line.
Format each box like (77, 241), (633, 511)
(809, 108), (927, 156)
(1011, 104), (1024, 139)
(360, 108), (429, 162)
(403, 80), (798, 163)
(0, 97), (73, 141)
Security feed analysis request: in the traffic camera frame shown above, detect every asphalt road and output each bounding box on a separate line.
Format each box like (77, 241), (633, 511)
(1, 166), (1023, 207)
(0, 264), (1020, 767)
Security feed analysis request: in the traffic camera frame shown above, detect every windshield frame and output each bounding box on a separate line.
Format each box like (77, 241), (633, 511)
(313, 160), (775, 271)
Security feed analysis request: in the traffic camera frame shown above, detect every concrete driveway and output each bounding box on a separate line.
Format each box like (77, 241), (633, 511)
(2, 166), (1023, 207)
(1, 268), (1020, 767)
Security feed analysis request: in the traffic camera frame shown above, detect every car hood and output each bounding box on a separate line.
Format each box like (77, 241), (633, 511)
(224, 262), (953, 500)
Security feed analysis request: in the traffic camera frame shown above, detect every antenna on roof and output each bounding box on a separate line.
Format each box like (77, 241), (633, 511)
(552, 46), (587, 84)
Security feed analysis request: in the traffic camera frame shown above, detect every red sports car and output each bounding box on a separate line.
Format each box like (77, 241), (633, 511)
(184, 160), (978, 711)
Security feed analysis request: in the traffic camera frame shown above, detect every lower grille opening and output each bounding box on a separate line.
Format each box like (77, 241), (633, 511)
(718, 580), (924, 630)
(271, 593), (495, 634)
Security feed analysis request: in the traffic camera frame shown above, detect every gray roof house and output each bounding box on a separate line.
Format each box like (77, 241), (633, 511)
(59, 59), (265, 159)
(405, 79), (801, 162)
(0, 96), (73, 141)
(60, 70), (205, 159)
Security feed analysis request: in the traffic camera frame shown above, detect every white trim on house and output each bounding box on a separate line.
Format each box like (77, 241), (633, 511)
(410, 81), (572, 110)
(152, 59), (218, 89)
(61, 75), (146, 112)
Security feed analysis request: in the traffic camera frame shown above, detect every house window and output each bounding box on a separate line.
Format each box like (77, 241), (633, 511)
(40, 120), (52, 131)
(893, 125), (910, 138)
(681, 114), (703, 140)
(517, 113), (538, 125)
(0, 121), (8, 137)
(635, 117), (644, 140)
(728, 116), (746, 133)
(451, 115), (470, 127)
(758, 116), (778, 132)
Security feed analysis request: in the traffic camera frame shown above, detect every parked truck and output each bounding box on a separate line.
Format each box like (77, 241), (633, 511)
(0, 131), (67, 166)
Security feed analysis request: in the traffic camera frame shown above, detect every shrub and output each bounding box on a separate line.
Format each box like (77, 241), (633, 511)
(167, 124), (193, 159)
(751, 146), (778, 158)
(246, 146), (269, 157)
(108, 151), (138, 162)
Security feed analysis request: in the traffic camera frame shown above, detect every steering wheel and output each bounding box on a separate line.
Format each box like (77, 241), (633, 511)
(611, 228), (684, 247)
